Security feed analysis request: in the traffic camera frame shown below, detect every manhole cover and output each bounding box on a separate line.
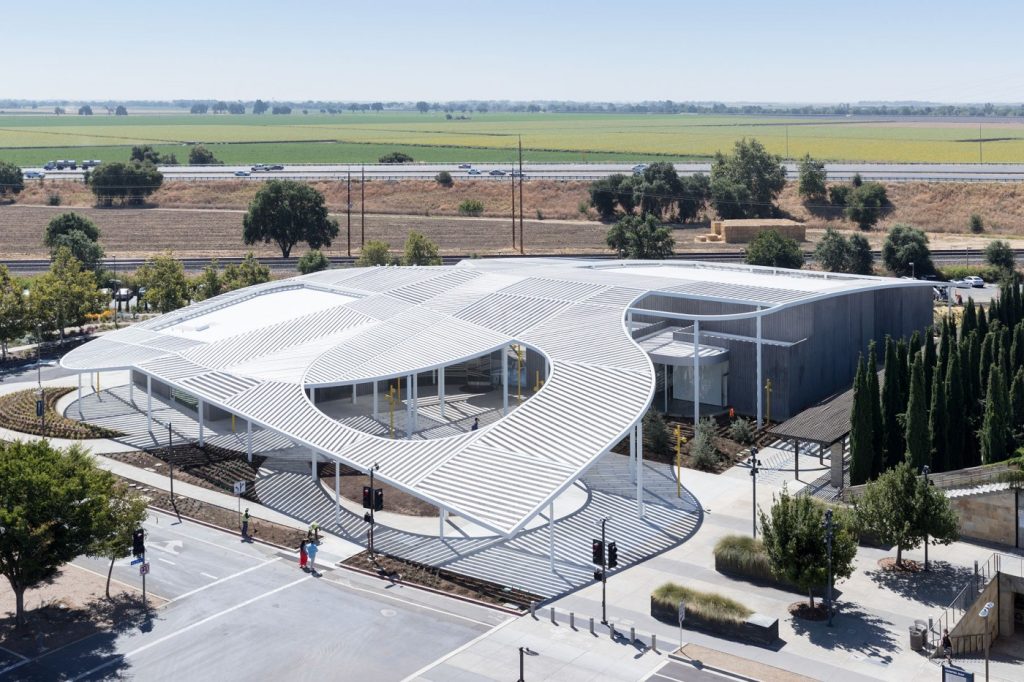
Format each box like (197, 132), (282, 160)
(380, 608), (397, 617)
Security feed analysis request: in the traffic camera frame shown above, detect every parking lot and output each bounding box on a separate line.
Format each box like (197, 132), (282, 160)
(6, 510), (509, 681)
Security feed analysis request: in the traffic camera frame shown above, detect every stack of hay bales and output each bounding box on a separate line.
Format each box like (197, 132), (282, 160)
(717, 219), (805, 244)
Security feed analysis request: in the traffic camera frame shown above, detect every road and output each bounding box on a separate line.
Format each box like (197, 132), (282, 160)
(3, 509), (510, 681)
(25, 161), (1024, 183)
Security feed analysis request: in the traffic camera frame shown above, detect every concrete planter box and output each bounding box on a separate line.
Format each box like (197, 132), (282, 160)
(650, 596), (778, 646)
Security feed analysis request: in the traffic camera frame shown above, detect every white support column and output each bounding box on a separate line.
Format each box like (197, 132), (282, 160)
(439, 508), (447, 540)
(637, 421), (645, 517)
(502, 346), (509, 415)
(78, 373), (83, 418)
(406, 374), (413, 435)
(373, 381), (379, 419)
(334, 461), (341, 525)
(412, 374), (418, 433)
(663, 364), (669, 413)
(692, 320), (701, 427)
(198, 398), (205, 447)
(129, 372), (134, 405)
(246, 420), (253, 463)
(310, 386), (316, 405)
(146, 375), (152, 432)
(439, 367), (446, 420)
(629, 423), (636, 483)
(548, 501), (556, 573)
(756, 311), (763, 428)
(352, 383), (357, 405)
(311, 448), (317, 482)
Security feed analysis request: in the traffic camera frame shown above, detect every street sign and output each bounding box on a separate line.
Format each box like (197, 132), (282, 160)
(139, 562), (150, 576)
(233, 481), (246, 495)
(130, 557), (143, 565)
(942, 665), (974, 681)
(35, 400), (44, 417)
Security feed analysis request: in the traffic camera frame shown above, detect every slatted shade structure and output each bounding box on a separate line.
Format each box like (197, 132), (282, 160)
(62, 259), (931, 536)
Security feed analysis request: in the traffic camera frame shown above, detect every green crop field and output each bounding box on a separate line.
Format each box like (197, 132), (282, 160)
(1, 112), (1023, 165)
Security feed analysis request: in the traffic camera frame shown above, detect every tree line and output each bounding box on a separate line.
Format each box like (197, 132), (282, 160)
(850, 278), (1024, 487)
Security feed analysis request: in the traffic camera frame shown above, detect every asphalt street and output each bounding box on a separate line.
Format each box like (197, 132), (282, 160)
(644, 660), (735, 682)
(25, 161), (1024, 182)
(4, 509), (510, 681)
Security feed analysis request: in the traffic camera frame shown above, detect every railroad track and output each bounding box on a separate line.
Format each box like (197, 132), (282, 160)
(0, 248), (1009, 274)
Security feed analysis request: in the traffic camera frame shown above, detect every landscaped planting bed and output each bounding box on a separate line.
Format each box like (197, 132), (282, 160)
(106, 444), (265, 503)
(651, 582), (777, 646)
(0, 388), (124, 439)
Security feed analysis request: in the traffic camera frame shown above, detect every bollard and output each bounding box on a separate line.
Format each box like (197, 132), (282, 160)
(550, 607), (557, 625)
(570, 612), (575, 630)
(530, 601), (536, 619)
(630, 627), (635, 644)
(609, 623), (616, 640)
(589, 617), (595, 635)
(651, 634), (658, 653)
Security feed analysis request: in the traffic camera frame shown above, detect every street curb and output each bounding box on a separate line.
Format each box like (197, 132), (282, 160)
(667, 651), (760, 682)
(337, 562), (525, 617)
(147, 502), (296, 554)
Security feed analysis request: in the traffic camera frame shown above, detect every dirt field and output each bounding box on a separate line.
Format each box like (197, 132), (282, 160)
(7, 179), (1024, 261)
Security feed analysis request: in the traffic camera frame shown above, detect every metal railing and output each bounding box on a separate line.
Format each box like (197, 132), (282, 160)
(928, 552), (1010, 649)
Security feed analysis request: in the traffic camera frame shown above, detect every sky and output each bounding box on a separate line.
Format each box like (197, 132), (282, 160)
(5, 0), (1024, 103)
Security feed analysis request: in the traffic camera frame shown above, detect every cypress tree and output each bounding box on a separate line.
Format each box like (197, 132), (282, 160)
(938, 319), (951, 372)
(897, 338), (910, 406)
(1011, 367), (1024, 445)
(867, 341), (884, 478)
(849, 355), (873, 485)
(946, 350), (966, 471)
(881, 337), (904, 468)
(1011, 322), (1024, 372)
(978, 305), (989, 338)
(948, 313), (957, 345)
(1001, 325), (1013, 378)
(980, 332), (995, 400)
(909, 330), (922, 363)
(929, 355), (948, 472)
(962, 299), (977, 339)
(924, 327), (937, 399)
(904, 355), (930, 471)
(968, 331), (982, 407)
(980, 366), (1011, 464)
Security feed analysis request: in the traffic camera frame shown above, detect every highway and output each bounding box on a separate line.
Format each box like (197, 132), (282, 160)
(24, 161), (1024, 183)
(0, 248), (1009, 275)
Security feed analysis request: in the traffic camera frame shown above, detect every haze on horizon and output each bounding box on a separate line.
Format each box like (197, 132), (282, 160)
(6, 0), (1023, 104)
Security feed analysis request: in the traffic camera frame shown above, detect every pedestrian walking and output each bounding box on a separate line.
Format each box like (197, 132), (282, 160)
(942, 628), (953, 665)
(471, 417), (479, 431)
(308, 521), (320, 544)
(241, 508), (250, 541)
(299, 539), (308, 570)
(306, 539), (319, 575)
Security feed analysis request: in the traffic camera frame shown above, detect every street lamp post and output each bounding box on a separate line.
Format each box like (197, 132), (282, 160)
(517, 647), (538, 682)
(597, 516), (609, 624)
(36, 324), (44, 432)
(921, 465), (931, 571)
(979, 600), (994, 682)
(366, 462), (380, 557)
(749, 447), (761, 538)
(823, 508), (835, 627)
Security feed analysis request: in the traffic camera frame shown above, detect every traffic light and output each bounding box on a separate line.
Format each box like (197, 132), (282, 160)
(362, 486), (372, 509)
(607, 542), (618, 568)
(132, 529), (145, 557)
(591, 539), (604, 566)
(593, 570), (604, 582)
(373, 488), (384, 512)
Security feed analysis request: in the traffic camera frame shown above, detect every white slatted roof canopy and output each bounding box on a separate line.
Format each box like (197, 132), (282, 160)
(61, 258), (927, 536)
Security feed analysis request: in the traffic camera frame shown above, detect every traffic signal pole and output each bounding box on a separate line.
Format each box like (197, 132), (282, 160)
(600, 518), (608, 624)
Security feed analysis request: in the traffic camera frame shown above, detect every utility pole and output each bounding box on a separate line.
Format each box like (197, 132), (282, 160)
(511, 166), (516, 250)
(518, 135), (524, 254)
(597, 517), (609, 624)
(979, 122), (983, 163)
(346, 172), (352, 257)
(360, 166), (365, 248)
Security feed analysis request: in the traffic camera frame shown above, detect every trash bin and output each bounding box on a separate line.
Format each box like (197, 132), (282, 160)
(909, 624), (925, 651)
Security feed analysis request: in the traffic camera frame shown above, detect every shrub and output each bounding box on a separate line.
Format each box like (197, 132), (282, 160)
(435, 171), (453, 187)
(643, 409), (670, 454)
(713, 535), (774, 582)
(578, 200), (590, 215)
(47, 193), (61, 206)
(691, 417), (719, 471)
(727, 417), (755, 445)
(536, 209), (544, 220)
(969, 213), (984, 234)
(828, 184), (851, 207)
(845, 182), (888, 230)
(379, 151), (413, 164)
(938, 264), (1003, 282)
(985, 240), (1015, 271)
(651, 583), (752, 624)
(458, 199), (484, 216)
(745, 229), (804, 269)
(297, 249), (330, 274)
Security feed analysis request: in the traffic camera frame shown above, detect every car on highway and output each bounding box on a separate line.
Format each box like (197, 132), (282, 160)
(266, 164), (285, 171)
(964, 275), (985, 288)
(251, 164), (268, 172)
(24, 171), (45, 179)
(488, 170), (506, 176)
(458, 163), (472, 169)
(234, 170), (252, 177)
(632, 163), (649, 174)
(43, 161), (57, 171)
(467, 169), (482, 175)
(82, 160), (102, 168)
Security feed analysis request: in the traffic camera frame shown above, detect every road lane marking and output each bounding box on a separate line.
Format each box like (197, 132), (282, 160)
(399, 617), (516, 682)
(146, 509), (266, 560)
(168, 557), (280, 603)
(74, 575), (312, 680)
(200, 572), (218, 580)
(157, 557), (176, 565)
(67, 561), (170, 602)
(319, 574), (499, 627)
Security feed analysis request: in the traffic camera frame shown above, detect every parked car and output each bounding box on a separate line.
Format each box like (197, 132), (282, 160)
(488, 169), (506, 176)
(953, 279), (972, 289)
(234, 170), (251, 177)
(113, 288), (133, 302)
(467, 169), (482, 175)
(458, 163), (472, 169)
(964, 275), (985, 288)
(24, 171), (45, 179)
